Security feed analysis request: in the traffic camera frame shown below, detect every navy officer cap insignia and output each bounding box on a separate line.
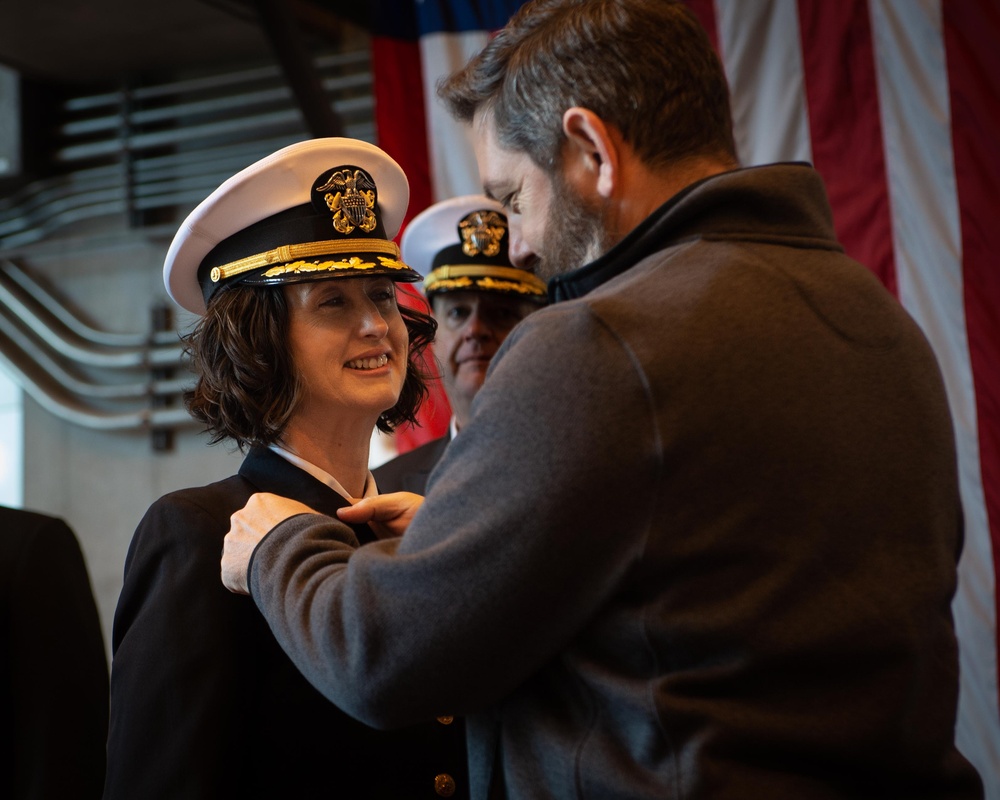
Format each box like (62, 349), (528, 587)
(164, 137), (422, 316)
(401, 194), (547, 302)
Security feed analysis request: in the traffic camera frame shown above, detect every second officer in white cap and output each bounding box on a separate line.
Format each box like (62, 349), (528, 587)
(375, 195), (546, 494)
(105, 138), (469, 800)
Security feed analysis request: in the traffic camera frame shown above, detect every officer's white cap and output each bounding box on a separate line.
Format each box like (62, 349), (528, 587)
(164, 137), (421, 315)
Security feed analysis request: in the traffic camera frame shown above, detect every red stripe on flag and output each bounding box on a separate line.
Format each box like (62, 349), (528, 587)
(371, 35), (433, 230)
(397, 284), (452, 452)
(944, 0), (1000, 710)
(372, 35), (451, 452)
(684, 0), (719, 54)
(797, 0), (897, 295)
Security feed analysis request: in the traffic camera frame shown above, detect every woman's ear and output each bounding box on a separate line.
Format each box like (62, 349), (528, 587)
(562, 107), (618, 198)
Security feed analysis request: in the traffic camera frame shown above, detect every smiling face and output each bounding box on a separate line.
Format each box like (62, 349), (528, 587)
(283, 276), (409, 432)
(431, 290), (538, 427)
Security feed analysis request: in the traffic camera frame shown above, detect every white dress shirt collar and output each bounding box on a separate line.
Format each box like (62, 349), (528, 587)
(268, 444), (378, 501)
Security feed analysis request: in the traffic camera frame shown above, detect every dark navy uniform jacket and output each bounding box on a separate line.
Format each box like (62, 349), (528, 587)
(374, 434), (451, 496)
(105, 445), (466, 799)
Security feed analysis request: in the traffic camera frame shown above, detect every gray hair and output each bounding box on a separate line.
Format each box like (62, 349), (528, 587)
(438, 0), (737, 171)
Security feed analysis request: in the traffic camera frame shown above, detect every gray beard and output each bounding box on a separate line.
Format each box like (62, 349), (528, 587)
(535, 178), (617, 281)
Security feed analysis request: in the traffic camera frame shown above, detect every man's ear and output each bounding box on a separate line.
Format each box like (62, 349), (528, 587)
(562, 107), (617, 198)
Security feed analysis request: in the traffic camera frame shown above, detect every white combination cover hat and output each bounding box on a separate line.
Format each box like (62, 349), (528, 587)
(164, 137), (422, 315)
(401, 194), (546, 302)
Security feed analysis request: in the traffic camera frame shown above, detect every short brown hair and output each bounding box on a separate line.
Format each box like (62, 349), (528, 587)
(438, 0), (736, 170)
(183, 284), (437, 450)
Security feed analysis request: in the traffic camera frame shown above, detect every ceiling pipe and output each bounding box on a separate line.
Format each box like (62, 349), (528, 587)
(59, 49), (369, 112)
(0, 260), (195, 435)
(0, 313), (191, 401)
(0, 269), (186, 369)
(2, 260), (180, 348)
(0, 49), (373, 251)
(0, 345), (195, 431)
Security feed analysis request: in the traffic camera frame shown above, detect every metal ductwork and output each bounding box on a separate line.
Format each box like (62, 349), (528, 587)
(0, 48), (374, 251)
(0, 258), (194, 436)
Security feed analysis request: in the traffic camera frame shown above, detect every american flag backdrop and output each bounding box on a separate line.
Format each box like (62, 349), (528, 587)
(370, 1), (1000, 789)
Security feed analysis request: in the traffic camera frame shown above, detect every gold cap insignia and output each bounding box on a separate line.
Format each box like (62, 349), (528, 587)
(314, 167), (378, 234)
(459, 210), (506, 258)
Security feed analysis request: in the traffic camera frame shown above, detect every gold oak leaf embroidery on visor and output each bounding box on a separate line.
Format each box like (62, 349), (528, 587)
(476, 277), (538, 294)
(262, 256), (410, 278)
(427, 276), (475, 291)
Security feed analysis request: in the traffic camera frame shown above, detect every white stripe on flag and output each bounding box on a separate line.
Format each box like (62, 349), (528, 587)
(419, 30), (490, 201)
(714, 0), (812, 166)
(872, 0), (1000, 786)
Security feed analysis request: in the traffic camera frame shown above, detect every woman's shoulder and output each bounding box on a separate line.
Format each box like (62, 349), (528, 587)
(139, 473), (256, 535)
(162, 472), (252, 502)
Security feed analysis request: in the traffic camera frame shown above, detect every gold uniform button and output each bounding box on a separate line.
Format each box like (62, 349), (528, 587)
(434, 773), (456, 797)
(436, 715), (454, 725)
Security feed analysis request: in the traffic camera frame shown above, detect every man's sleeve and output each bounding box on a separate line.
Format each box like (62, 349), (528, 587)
(250, 303), (658, 727)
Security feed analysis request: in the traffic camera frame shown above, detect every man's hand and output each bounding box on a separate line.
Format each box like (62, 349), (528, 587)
(221, 492), (318, 594)
(337, 492), (424, 540)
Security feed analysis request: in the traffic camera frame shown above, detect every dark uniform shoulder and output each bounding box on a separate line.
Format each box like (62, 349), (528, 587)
(374, 436), (450, 494)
